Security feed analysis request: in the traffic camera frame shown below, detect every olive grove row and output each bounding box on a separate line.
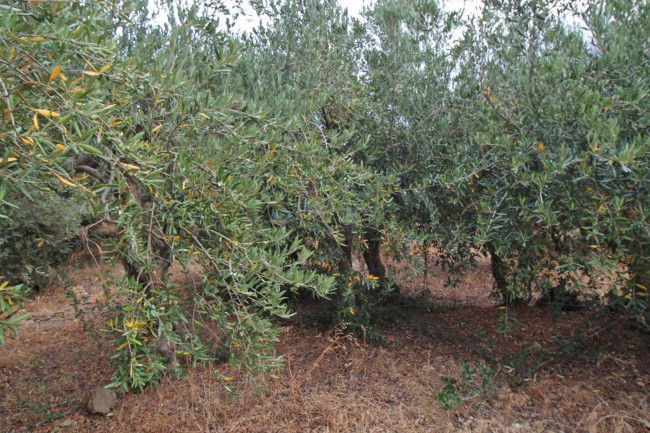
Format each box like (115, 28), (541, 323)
(0, 0), (647, 390)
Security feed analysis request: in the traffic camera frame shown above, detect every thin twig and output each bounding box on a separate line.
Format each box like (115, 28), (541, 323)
(0, 75), (18, 147)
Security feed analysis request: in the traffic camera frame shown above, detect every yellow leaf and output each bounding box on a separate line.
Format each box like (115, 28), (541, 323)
(34, 109), (60, 118)
(99, 64), (112, 73)
(590, 245), (599, 249)
(82, 56), (97, 72)
(0, 157), (18, 163)
(116, 342), (129, 351)
(122, 163), (140, 171)
(20, 136), (35, 146)
(82, 70), (100, 77)
(31, 113), (39, 130)
(173, 235), (181, 242)
(53, 172), (78, 187)
(56, 143), (65, 151)
(48, 65), (61, 83)
(152, 124), (162, 133)
(37, 240), (45, 247)
(9, 47), (16, 60)
(498, 306), (507, 310)
(635, 284), (648, 291)
(536, 142), (544, 152)
(198, 112), (210, 119)
(0, 281), (8, 290)
(349, 307), (355, 315)
(22, 36), (46, 42)
(116, 98), (130, 104)
(268, 144), (277, 158)
(221, 377), (234, 381)
(67, 88), (86, 94)
(59, 73), (67, 82)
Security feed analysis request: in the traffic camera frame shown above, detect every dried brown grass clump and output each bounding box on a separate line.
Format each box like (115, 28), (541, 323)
(110, 328), (460, 433)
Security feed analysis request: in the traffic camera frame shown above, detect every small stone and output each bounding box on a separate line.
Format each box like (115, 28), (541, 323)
(87, 387), (117, 415)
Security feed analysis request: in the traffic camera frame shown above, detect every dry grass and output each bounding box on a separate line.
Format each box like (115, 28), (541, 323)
(1, 254), (649, 433)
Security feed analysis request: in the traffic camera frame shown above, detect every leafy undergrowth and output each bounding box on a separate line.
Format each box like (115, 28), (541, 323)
(1, 256), (648, 433)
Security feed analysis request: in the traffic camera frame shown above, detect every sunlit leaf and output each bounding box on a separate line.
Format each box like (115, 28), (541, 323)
(48, 65), (61, 83)
(34, 109), (60, 118)
(53, 172), (78, 187)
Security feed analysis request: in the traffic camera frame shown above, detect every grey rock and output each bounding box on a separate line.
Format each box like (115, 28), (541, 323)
(87, 387), (117, 415)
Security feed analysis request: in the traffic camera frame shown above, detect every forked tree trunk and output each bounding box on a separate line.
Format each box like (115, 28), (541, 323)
(363, 228), (386, 283)
(362, 228), (402, 303)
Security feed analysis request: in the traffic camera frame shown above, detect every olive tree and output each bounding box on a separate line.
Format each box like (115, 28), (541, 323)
(231, 0), (401, 332)
(1, 0), (342, 389)
(450, 0), (649, 320)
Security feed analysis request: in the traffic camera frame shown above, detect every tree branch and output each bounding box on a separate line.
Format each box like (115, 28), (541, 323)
(0, 75), (18, 147)
(481, 89), (522, 134)
(100, 168), (115, 204)
(74, 164), (106, 182)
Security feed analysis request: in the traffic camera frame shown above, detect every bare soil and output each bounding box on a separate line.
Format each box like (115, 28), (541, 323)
(1, 252), (648, 433)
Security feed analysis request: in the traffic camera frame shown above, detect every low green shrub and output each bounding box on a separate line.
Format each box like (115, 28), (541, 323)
(0, 189), (86, 289)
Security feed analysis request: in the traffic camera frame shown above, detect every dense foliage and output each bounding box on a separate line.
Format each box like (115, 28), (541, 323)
(1, 0), (647, 388)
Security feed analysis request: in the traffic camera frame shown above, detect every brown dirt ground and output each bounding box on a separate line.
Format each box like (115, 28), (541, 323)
(1, 251), (649, 433)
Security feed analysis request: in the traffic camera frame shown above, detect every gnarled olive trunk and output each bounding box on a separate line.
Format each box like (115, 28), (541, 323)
(73, 152), (172, 289)
(338, 225), (354, 273)
(362, 228), (386, 283)
(487, 243), (509, 304)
